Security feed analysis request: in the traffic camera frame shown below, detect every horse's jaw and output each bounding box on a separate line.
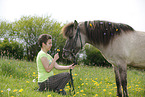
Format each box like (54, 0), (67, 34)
(63, 55), (75, 62)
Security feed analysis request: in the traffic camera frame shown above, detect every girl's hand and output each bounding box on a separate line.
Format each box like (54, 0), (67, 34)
(69, 63), (75, 69)
(54, 53), (59, 61)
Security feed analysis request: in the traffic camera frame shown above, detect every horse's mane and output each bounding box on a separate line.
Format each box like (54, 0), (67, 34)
(85, 20), (135, 46)
(61, 22), (74, 38)
(61, 20), (135, 47)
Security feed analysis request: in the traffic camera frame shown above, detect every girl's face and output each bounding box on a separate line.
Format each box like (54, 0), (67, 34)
(44, 39), (52, 51)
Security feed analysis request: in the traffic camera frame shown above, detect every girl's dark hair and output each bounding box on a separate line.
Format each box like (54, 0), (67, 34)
(38, 34), (52, 47)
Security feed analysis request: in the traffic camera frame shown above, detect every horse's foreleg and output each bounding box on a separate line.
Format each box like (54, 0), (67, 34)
(119, 65), (129, 97)
(114, 66), (122, 97)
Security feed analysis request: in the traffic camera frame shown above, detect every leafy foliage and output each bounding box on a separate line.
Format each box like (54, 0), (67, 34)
(81, 44), (111, 67)
(0, 38), (24, 59)
(0, 16), (65, 61)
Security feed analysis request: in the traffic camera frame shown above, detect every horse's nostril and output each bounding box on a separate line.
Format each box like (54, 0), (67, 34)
(62, 52), (69, 59)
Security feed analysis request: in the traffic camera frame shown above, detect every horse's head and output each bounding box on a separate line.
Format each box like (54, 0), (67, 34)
(61, 20), (85, 61)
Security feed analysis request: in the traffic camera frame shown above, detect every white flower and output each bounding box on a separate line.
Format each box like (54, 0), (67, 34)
(7, 88), (11, 91)
(33, 79), (36, 83)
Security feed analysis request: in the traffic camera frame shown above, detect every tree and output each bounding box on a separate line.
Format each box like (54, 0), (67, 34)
(12, 16), (65, 61)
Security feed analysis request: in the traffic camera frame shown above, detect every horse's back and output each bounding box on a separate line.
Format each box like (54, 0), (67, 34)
(128, 31), (145, 69)
(102, 31), (145, 69)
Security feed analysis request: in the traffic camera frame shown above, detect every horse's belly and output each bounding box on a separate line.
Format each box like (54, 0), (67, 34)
(128, 63), (145, 69)
(129, 48), (145, 69)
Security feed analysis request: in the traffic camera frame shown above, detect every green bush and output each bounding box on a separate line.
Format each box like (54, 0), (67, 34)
(0, 38), (24, 59)
(81, 44), (111, 67)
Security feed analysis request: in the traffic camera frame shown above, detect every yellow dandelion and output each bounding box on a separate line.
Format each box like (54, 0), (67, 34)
(80, 90), (84, 92)
(76, 92), (79, 94)
(33, 72), (35, 74)
(19, 89), (23, 92)
(57, 49), (60, 52)
(81, 83), (84, 86)
(47, 94), (52, 97)
(1, 90), (3, 93)
(13, 89), (17, 92)
(90, 23), (92, 27)
(94, 82), (98, 85)
(26, 81), (29, 83)
(80, 78), (82, 80)
(74, 74), (77, 76)
(103, 89), (106, 92)
(95, 94), (98, 96)
(86, 83), (88, 85)
(9, 75), (12, 78)
(11, 96), (14, 97)
(65, 89), (68, 91)
(59, 89), (62, 91)
(109, 92), (112, 95)
(78, 86), (80, 88)
(83, 94), (86, 96)
(116, 29), (118, 31)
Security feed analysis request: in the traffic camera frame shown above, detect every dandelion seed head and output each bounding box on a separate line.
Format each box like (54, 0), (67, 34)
(33, 79), (36, 83)
(7, 88), (11, 91)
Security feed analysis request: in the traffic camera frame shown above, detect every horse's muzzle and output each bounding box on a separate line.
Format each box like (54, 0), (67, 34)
(62, 52), (67, 59)
(62, 49), (74, 61)
(62, 50), (69, 59)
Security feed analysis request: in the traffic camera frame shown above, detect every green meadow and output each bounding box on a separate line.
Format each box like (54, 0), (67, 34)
(0, 57), (144, 97)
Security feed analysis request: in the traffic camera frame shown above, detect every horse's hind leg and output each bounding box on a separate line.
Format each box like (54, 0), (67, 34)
(119, 65), (129, 97)
(114, 66), (122, 97)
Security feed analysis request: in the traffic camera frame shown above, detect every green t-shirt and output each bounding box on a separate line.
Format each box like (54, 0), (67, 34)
(36, 50), (54, 82)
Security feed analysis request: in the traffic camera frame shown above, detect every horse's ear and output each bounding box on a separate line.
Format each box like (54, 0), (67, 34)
(74, 20), (78, 29)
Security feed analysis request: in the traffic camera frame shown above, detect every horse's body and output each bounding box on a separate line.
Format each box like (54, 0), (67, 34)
(98, 31), (145, 68)
(61, 20), (145, 97)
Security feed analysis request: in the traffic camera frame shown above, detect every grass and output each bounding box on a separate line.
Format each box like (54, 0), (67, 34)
(0, 57), (144, 97)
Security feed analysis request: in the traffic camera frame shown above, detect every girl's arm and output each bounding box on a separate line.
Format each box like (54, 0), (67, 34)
(41, 53), (59, 72)
(54, 63), (75, 70)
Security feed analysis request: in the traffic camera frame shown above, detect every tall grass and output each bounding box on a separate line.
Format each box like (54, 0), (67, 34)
(0, 57), (144, 97)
